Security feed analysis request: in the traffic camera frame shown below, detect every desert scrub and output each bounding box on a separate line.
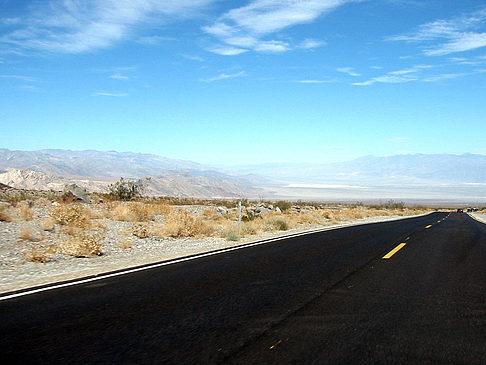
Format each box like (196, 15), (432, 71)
(23, 245), (55, 263)
(40, 218), (56, 231)
(106, 202), (163, 222)
(264, 216), (292, 231)
(226, 231), (240, 241)
(57, 231), (103, 257)
(49, 203), (93, 228)
(17, 201), (34, 221)
(0, 203), (13, 222)
(17, 225), (43, 242)
(132, 222), (150, 238)
(161, 210), (215, 238)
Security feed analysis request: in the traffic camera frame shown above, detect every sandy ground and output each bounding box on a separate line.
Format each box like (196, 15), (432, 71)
(0, 213), (429, 295)
(470, 213), (486, 224)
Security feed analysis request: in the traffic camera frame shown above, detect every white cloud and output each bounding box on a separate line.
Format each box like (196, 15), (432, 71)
(93, 91), (129, 97)
(388, 8), (486, 56)
(352, 65), (434, 85)
(298, 39), (327, 49)
(337, 67), (360, 77)
(0, 74), (39, 82)
(253, 40), (290, 53)
(200, 70), (246, 82)
(203, 0), (356, 55)
(208, 46), (248, 56)
(0, 0), (216, 54)
(180, 54), (204, 62)
(109, 73), (130, 80)
(388, 137), (409, 143)
(137, 35), (177, 45)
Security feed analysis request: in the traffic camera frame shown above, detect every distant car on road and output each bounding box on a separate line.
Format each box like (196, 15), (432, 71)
(457, 208), (463, 213)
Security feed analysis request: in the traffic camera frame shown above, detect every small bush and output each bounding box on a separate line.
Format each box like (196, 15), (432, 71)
(162, 210), (214, 238)
(132, 222), (150, 238)
(23, 246), (55, 263)
(0, 204), (13, 222)
(49, 203), (93, 228)
(118, 238), (134, 249)
(57, 232), (103, 257)
(17, 226), (42, 242)
(275, 200), (292, 212)
(226, 232), (240, 241)
(41, 218), (56, 231)
(18, 202), (34, 221)
(265, 216), (291, 231)
(108, 178), (145, 201)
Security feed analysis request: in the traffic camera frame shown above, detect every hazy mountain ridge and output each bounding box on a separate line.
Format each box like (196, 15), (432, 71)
(0, 149), (208, 178)
(230, 154), (486, 184)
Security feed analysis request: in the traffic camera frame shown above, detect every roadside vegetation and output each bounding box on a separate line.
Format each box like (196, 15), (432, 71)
(0, 188), (438, 263)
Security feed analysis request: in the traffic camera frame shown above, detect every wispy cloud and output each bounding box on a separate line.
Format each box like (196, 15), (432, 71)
(0, 0), (216, 54)
(352, 65), (432, 86)
(109, 73), (130, 80)
(298, 39), (327, 49)
(200, 70), (246, 82)
(388, 137), (409, 143)
(0, 74), (39, 82)
(388, 8), (486, 56)
(180, 54), (204, 62)
(337, 67), (360, 77)
(137, 35), (177, 46)
(93, 91), (129, 97)
(203, 0), (356, 55)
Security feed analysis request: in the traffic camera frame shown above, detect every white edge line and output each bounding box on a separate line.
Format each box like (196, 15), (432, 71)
(0, 212), (433, 302)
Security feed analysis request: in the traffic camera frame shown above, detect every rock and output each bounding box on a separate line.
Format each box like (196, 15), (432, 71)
(268, 204), (274, 210)
(275, 206), (282, 213)
(255, 207), (270, 216)
(63, 184), (91, 203)
(216, 206), (228, 215)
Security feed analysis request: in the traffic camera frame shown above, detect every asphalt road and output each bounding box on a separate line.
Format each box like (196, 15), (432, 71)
(1, 212), (485, 364)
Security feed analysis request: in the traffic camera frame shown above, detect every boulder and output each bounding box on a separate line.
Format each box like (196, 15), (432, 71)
(216, 206), (228, 215)
(64, 184), (91, 203)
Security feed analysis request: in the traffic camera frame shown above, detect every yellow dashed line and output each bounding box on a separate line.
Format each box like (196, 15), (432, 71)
(383, 243), (406, 259)
(269, 340), (282, 350)
(425, 225), (432, 229)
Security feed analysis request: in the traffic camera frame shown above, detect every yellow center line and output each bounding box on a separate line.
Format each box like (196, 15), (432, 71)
(383, 243), (406, 259)
(425, 225), (432, 229)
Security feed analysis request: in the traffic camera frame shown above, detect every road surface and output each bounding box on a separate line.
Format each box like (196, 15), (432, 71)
(1, 212), (485, 364)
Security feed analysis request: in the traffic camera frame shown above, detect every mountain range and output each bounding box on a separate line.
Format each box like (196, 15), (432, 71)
(0, 149), (485, 202)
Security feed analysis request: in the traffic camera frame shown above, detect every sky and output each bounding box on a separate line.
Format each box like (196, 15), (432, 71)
(1, 0), (486, 166)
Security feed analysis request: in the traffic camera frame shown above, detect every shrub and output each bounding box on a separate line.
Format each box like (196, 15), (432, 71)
(226, 232), (240, 241)
(108, 178), (145, 200)
(275, 200), (292, 212)
(41, 218), (56, 231)
(132, 222), (150, 238)
(23, 246), (55, 263)
(0, 204), (13, 222)
(265, 216), (291, 231)
(17, 226), (42, 242)
(162, 210), (214, 238)
(49, 203), (93, 228)
(18, 202), (34, 221)
(57, 232), (103, 257)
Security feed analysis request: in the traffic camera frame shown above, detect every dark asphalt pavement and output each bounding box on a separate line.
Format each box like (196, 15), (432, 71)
(1, 212), (485, 364)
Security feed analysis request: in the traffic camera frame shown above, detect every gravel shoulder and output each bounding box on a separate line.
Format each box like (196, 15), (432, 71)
(470, 213), (486, 224)
(0, 213), (428, 295)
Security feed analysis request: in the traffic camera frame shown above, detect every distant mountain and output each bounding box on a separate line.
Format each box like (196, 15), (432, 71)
(0, 149), (263, 198)
(230, 154), (486, 185)
(0, 149), (208, 178)
(0, 169), (262, 198)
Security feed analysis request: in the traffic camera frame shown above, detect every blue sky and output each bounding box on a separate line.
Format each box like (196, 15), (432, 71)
(1, 0), (486, 165)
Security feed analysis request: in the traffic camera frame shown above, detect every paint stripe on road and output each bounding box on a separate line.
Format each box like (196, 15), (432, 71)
(425, 225), (432, 229)
(383, 243), (406, 259)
